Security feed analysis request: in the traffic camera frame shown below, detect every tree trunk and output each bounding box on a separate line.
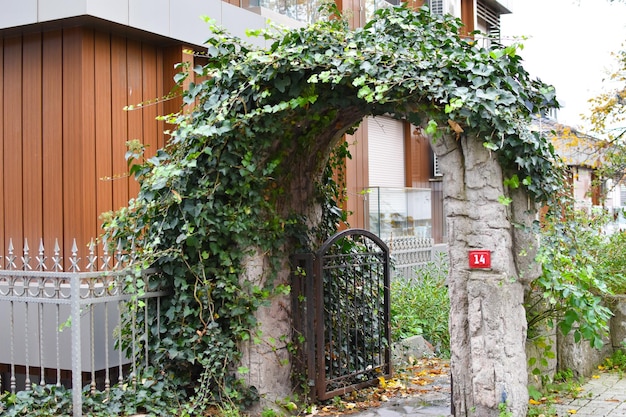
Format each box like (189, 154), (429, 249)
(431, 133), (540, 417)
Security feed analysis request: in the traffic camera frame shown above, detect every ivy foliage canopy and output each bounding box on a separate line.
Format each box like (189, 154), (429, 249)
(104, 4), (563, 407)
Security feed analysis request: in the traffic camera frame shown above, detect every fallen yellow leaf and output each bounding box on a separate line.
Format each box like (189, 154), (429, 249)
(529, 399), (542, 405)
(568, 409), (577, 414)
(592, 375), (600, 379)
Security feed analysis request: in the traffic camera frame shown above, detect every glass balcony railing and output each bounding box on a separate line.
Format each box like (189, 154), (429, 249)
(364, 186), (436, 240)
(248, 0), (325, 24)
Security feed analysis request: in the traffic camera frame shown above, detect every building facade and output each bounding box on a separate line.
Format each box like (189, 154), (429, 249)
(0, 0), (511, 264)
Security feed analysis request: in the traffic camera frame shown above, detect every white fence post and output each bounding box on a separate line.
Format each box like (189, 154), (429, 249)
(70, 274), (83, 417)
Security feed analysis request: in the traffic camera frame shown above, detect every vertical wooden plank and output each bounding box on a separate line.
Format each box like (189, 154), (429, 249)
(80, 28), (97, 252)
(0, 38), (5, 263)
(460, 0), (475, 37)
(94, 31), (113, 236)
(345, 125), (368, 230)
(126, 39), (143, 199)
(155, 48), (165, 149)
(42, 30), (64, 257)
(62, 28), (84, 262)
(162, 45), (190, 121)
(110, 35), (129, 213)
(404, 122), (431, 186)
(22, 32), (44, 252)
(3, 36), (24, 259)
(141, 43), (159, 161)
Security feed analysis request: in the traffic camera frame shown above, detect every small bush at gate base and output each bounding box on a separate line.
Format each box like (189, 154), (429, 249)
(390, 257), (450, 357)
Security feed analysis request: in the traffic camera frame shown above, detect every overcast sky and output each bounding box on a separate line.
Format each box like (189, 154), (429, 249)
(500, 0), (626, 129)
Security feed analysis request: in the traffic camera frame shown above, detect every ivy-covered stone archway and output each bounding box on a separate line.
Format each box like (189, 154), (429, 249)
(105, 5), (563, 417)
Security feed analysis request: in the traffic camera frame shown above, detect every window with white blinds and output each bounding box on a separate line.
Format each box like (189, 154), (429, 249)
(367, 116), (405, 187)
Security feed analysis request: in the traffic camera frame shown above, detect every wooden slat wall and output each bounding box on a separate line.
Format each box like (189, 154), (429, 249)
(0, 28), (174, 268)
(23, 33), (44, 255)
(42, 31), (64, 256)
(126, 39), (143, 199)
(62, 28), (85, 260)
(345, 125), (368, 230)
(94, 30), (114, 254)
(3, 37), (23, 262)
(0, 37), (4, 260)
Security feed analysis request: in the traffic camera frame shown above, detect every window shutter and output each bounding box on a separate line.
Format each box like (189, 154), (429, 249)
(367, 116), (405, 188)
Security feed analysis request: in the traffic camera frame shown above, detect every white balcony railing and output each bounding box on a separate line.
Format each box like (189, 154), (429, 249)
(0, 238), (168, 417)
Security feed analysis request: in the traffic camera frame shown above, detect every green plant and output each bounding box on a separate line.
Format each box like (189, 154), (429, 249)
(527, 335), (556, 381)
(528, 206), (613, 350)
(390, 256), (450, 357)
(526, 368), (585, 417)
(261, 407), (279, 417)
(598, 230), (626, 294)
(604, 345), (626, 371)
(498, 401), (512, 417)
(0, 367), (185, 417)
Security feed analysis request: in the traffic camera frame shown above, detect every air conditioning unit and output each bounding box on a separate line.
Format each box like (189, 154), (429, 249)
(429, 0), (445, 15)
(428, 0), (460, 17)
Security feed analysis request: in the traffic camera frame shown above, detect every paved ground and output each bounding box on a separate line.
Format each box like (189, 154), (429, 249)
(554, 372), (626, 416)
(333, 367), (626, 417)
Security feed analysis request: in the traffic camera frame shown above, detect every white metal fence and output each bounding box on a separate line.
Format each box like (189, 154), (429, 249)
(0, 238), (168, 417)
(385, 235), (435, 280)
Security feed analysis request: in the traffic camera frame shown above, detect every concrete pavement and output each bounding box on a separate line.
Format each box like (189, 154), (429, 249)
(333, 367), (626, 417)
(555, 372), (626, 416)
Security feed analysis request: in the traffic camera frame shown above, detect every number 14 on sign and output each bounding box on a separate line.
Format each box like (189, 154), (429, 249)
(468, 250), (491, 268)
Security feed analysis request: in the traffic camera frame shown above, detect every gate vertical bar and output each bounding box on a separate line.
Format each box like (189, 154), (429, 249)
(71, 274), (83, 417)
(313, 249), (325, 400)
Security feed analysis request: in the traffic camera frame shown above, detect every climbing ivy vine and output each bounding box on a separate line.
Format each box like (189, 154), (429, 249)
(102, 4), (562, 413)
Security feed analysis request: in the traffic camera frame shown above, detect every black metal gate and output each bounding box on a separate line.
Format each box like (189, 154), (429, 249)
(291, 229), (392, 401)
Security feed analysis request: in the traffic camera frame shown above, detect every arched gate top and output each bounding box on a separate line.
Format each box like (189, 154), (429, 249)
(316, 228), (389, 258)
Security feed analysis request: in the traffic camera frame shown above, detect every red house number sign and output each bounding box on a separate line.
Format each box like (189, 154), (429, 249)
(469, 250), (491, 269)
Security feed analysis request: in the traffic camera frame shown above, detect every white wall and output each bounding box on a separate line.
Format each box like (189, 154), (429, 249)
(0, 0), (303, 48)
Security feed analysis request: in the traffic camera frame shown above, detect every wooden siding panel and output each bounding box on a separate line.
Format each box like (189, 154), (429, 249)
(162, 46), (190, 121)
(0, 38), (4, 260)
(142, 44), (159, 161)
(345, 124), (368, 229)
(3, 36), (24, 258)
(405, 123), (432, 186)
(0, 28), (182, 263)
(127, 39), (143, 199)
(62, 28), (84, 260)
(22, 33), (44, 249)
(155, 48), (165, 150)
(111, 35), (129, 213)
(80, 29), (97, 250)
(94, 31), (113, 234)
(42, 31), (64, 254)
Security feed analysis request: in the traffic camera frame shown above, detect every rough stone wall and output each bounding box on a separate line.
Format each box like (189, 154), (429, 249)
(611, 299), (626, 349)
(431, 133), (539, 417)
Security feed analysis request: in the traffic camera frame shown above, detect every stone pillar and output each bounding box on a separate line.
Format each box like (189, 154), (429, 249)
(238, 250), (293, 415)
(432, 134), (539, 417)
(610, 298), (626, 349)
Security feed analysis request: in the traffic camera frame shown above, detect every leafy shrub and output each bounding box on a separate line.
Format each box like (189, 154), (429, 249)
(528, 207), (613, 349)
(598, 229), (626, 294)
(603, 344), (626, 371)
(0, 368), (184, 417)
(390, 256), (450, 357)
